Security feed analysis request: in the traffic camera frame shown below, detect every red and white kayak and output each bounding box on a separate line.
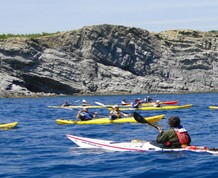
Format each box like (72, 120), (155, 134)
(66, 134), (218, 155)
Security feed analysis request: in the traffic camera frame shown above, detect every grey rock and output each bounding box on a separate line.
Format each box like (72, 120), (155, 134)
(0, 25), (217, 98)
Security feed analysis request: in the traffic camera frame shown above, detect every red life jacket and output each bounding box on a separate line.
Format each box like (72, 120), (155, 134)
(174, 128), (190, 145)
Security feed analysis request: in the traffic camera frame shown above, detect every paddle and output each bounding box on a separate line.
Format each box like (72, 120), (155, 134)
(95, 102), (133, 117)
(133, 112), (159, 130)
(95, 102), (112, 109)
(69, 99), (80, 106)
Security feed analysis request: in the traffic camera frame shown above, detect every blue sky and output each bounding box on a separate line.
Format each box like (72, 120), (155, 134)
(1, 0), (217, 34)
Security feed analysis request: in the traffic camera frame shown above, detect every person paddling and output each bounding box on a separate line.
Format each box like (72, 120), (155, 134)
(131, 98), (141, 108)
(156, 116), (191, 148)
(121, 99), (129, 105)
(153, 100), (161, 107)
(109, 105), (131, 120)
(62, 100), (70, 107)
(144, 96), (153, 103)
(76, 107), (97, 121)
(82, 99), (90, 106)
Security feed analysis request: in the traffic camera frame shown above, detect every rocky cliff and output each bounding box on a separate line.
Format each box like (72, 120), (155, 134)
(0, 25), (217, 98)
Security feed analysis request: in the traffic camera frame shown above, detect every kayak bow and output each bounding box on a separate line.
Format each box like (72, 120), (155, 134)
(0, 122), (18, 130)
(209, 106), (218, 110)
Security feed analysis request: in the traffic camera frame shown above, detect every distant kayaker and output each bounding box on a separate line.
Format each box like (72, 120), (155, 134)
(121, 99), (129, 105)
(62, 100), (70, 107)
(131, 98), (141, 108)
(153, 100), (161, 107)
(109, 105), (131, 120)
(144, 96), (153, 103)
(156, 116), (191, 148)
(76, 107), (97, 121)
(82, 99), (90, 106)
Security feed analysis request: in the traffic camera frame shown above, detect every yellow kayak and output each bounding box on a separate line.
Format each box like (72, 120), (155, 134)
(56, 114), (165, 125)
(0, 122), (18, 130)
(209, 106), (218, 109)
(108, 104), (193, 111)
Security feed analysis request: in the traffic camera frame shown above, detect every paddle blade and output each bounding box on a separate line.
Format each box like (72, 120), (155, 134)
(133, 112), (159, 130)
(95, 102), (107, 107)
(133, 112), (148, 123)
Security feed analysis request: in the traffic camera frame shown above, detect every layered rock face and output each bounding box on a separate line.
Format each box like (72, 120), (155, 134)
(0, 25), (217, 98)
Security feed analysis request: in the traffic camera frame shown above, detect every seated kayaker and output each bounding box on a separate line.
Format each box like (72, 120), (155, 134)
(153, 100), (161, 107)
(131, 98), (141, 108)
(156, 116), (191, 148)
(82, 99), (90, 106)
(76, 107), (97, 121)
(121, 98), (129, 105)
(144, 96), (153, 103)
(109, 105), (131, 120)
(62, 100), (70, 107)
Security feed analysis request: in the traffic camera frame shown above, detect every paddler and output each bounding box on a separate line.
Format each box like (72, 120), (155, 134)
(143, 96), (153, 103)
(131, 98), (141, 108)
(109, 104), (132, 120)
(156, 116), (191, 148)
(76, 107), (97, 121)
(121, 98), (129, 105)
(153, 100), (161, 107)
(82, 99), (90, 106)
(62, 100), (70, 107)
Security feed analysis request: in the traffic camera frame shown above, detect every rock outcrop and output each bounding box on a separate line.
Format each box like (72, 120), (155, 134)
(0, 25), (217, 98)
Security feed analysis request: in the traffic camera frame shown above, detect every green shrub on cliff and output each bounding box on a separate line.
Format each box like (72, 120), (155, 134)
(0, 32), (59, 39)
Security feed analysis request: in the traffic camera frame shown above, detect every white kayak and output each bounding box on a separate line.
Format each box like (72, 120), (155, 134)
(66, 134), (218, 155)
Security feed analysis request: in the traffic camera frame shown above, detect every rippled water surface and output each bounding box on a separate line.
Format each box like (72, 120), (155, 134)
(1, 93), (218, 178)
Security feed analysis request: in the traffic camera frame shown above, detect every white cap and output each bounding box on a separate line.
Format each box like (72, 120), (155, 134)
(82, 99), (87, 103)
(156, 100), (160, 102)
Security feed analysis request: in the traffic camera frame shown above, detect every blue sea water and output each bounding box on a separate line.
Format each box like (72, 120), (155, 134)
(0, 93), (218, 178)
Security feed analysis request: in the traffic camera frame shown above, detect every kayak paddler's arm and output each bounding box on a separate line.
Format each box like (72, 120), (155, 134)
(94, 112), (98, 117)
(156, 130), (169, 144)
(158, 127), (163, 133)
(121, 112), (132, 117)
(76, 110), (81, 119)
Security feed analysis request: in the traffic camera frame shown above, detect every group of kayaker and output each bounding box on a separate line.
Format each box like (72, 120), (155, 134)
(122, 97), (161, 108)
(75, 104), (131, 121)
(75, 104), (191, 149)
(62, 97), (162, 121)
(61, 97), (192, 149)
